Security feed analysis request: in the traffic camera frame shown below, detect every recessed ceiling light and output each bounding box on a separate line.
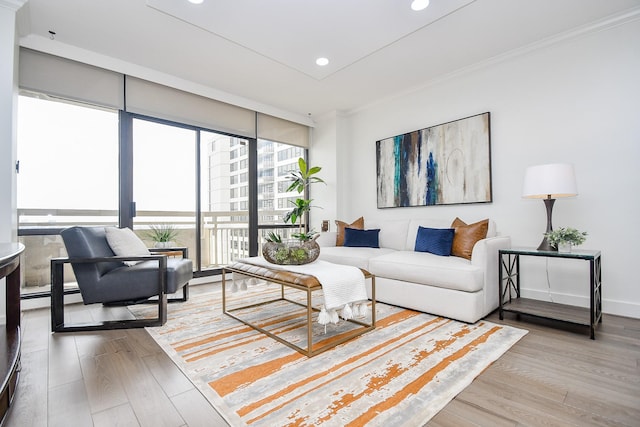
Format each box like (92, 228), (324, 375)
(316, 57), (329, 66)
(188, 0), (204, 4)
(411, 0), (430, 11)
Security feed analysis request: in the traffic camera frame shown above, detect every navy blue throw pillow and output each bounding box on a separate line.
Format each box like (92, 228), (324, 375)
(343, 227), (380, 248)
(414, 226), (454, 256)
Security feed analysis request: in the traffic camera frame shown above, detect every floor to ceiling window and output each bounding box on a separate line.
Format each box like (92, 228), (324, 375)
(17, 94), (309, 297)
(17, 95), (119, 295)
(131, 117), (198, 268)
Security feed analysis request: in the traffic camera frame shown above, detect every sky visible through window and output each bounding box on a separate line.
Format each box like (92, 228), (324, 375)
(17, 95), (303, 229)
(17, 96), (118, 210)
(17, 96), (198, 213)
(133, 118), (196, 212)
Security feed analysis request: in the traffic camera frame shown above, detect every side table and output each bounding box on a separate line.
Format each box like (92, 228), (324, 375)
(498, 247), (602, 339)
(149, 246), (188, 258)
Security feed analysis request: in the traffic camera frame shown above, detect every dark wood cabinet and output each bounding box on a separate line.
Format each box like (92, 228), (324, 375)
(0, 243), (24, 425)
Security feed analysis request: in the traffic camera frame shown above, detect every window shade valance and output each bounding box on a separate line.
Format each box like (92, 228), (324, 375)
(125, 77), (256, 138)
(19, 48), (124, 109)
(257, 113), (309, 148)
(18, 48), (310, 145)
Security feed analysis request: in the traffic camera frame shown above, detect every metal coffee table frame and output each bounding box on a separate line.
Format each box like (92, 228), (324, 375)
(222, 263), (376, 357)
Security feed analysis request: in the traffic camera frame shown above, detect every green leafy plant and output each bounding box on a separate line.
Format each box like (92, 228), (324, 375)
(265, 231), (282, 243)
(285, 157), (325, 194)
(268, 157), (324, 244)
(274, 245), (309, 264)
(144, 224), (179, 243)
(282, 157), (325, 241)
(545, 227), (587, 247)
(262, 158), (324, 265)
(291, 230), (318, 242)
(283, 198), (313, 227)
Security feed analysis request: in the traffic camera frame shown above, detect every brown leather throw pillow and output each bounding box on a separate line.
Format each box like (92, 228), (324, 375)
(450, 217), (489, 260)
(335, 217), (364, 246)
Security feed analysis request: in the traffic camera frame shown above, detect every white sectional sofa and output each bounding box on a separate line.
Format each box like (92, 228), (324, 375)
(316, 218), (510, 323)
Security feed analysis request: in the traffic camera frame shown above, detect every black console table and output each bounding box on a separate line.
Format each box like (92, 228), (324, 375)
(0, 243), (24, 425)
(499, 247), (602, 339)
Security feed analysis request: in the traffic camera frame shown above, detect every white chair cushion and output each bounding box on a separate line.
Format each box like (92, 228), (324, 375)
(105, 227), (150, 266)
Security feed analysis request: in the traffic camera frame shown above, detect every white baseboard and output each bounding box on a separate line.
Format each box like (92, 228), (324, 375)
(21, 292), (84, 311)
(20, 277), (221, 312)
(522, 287), (640, 319)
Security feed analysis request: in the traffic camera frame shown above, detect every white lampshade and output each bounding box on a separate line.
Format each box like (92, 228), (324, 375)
(522, 163), (578, 199)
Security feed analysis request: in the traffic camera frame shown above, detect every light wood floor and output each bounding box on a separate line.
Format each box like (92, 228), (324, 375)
(5, 283), (640, 427)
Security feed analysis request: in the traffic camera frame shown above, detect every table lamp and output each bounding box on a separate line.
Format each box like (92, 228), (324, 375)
(522, 163), (578, 251)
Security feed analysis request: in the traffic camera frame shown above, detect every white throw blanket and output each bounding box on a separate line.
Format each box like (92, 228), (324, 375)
(235, 257), (369, 327)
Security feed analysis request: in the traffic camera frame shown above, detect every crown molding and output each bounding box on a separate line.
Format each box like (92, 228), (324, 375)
(0, 0), (27, 12)
(349, 6), (640, 116)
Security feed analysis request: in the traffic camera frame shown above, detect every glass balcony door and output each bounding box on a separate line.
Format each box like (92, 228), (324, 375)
(131, 118), (197, 266)
(199, 131), (250, 268)
(130, 118), (252, 274)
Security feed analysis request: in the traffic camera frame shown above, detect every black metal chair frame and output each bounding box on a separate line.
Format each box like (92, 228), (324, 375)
(51, 249), (189, 332)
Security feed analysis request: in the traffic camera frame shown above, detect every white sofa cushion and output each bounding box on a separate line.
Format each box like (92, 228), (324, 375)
(368, 250), (484, 292)
(318, 246), (396, 271)
(316, 231), (337, 247)
(365, 219), (409, 251)
(486, 219), (497, 238)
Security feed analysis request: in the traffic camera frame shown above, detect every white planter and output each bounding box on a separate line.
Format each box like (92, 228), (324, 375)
(154, 241), (175, 249)
(557, 242), (572, 253)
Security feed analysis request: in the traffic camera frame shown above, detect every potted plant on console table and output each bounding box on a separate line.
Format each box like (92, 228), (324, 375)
(263, 157), (324, 265)
(544, 227), (587, 253)
(144, 224), (179, 248)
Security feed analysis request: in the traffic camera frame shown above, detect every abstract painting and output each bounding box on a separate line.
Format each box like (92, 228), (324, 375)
(376, 112), (492, 208)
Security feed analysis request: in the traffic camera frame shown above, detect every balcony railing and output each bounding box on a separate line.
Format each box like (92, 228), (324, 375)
(17, 208), (297, 294)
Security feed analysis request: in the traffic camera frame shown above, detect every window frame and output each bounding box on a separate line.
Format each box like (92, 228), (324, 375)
(16, 95), (308, 299)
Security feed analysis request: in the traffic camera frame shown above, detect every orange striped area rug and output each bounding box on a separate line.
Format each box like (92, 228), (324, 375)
(130, 284), (527, 426)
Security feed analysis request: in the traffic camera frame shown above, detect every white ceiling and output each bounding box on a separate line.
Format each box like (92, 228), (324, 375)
(146, 0), (477, 80)
(16, 0), (640, 123)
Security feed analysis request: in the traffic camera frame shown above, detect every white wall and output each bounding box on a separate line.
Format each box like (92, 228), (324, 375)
(310, 111), (353, 232)
(316, 18), (640, 318)
(0, 4), (20, 244)
(0, 2), (23, 325)
(309, 112), (338, 231)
